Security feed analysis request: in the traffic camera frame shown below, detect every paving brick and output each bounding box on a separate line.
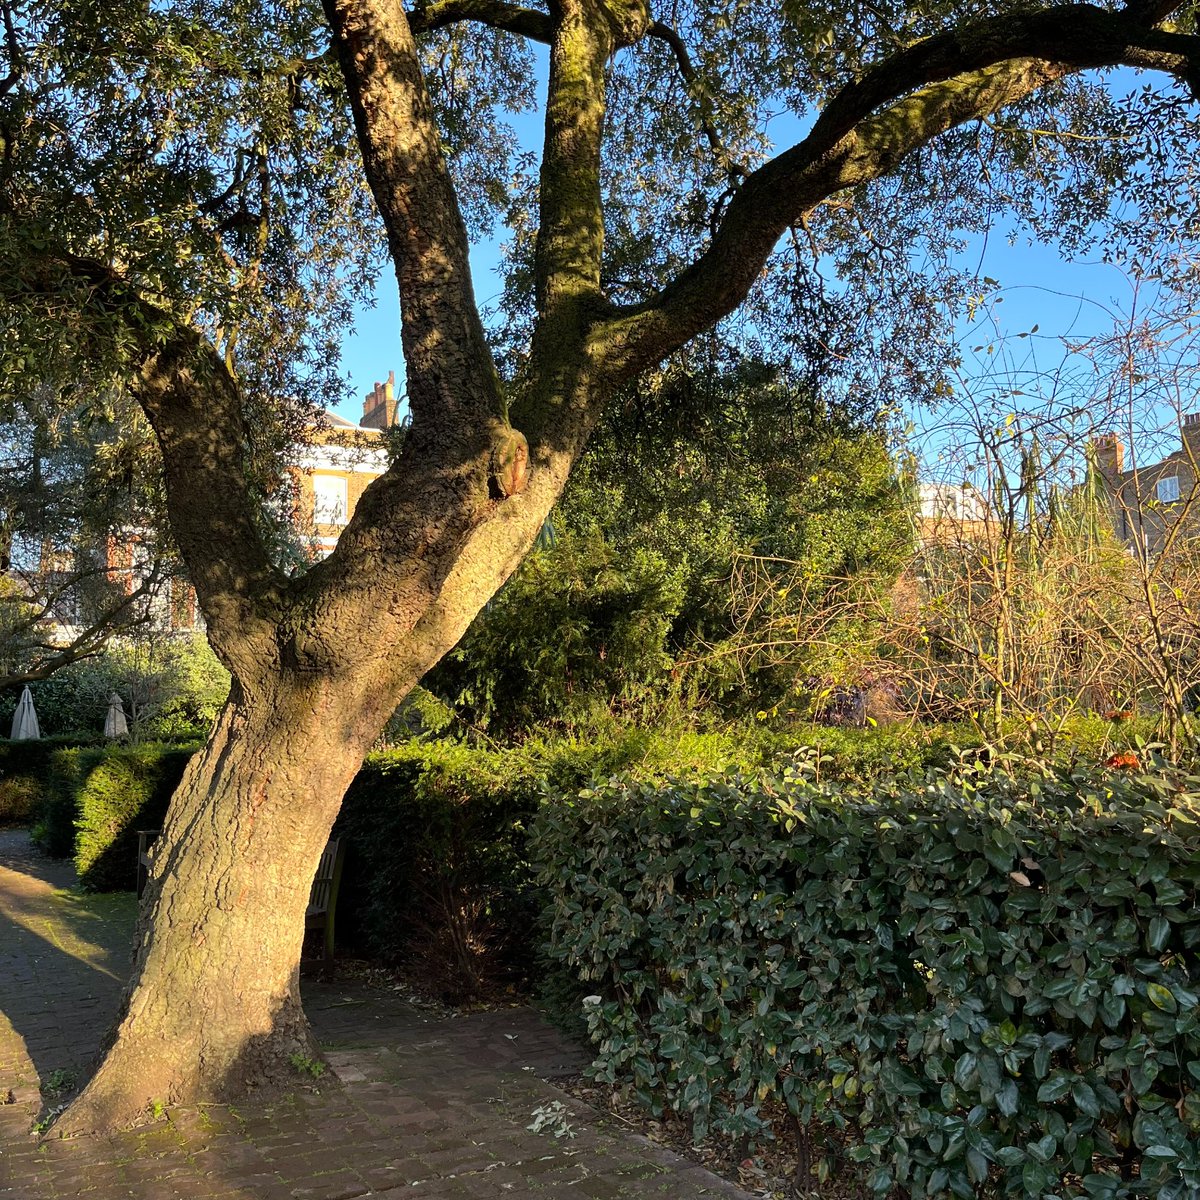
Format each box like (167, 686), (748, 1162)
(0, 829), (753, 1200)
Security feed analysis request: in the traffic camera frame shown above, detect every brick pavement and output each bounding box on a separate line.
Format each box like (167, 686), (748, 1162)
(0, 829), (751, 1200)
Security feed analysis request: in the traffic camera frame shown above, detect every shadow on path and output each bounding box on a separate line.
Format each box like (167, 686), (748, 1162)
(0, 828), (752, 1199)
(0, 829), (136, 1116)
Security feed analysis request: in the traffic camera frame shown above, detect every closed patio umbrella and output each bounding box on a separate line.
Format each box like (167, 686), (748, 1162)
(10, 686), (40, 740)
(104, 692), (128, 738)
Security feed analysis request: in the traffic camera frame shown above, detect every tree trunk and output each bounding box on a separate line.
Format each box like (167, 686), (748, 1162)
(55, 671), (398, 1135)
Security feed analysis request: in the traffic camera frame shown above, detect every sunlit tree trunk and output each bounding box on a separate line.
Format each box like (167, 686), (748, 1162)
(56, 674), (404, 1132)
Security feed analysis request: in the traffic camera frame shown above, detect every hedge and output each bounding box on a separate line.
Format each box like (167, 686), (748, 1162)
(334, 727), (790, 998)
(532, 765), (1200, 1198)
(28, 743), (199, 889)
(0, 736), (103, 827)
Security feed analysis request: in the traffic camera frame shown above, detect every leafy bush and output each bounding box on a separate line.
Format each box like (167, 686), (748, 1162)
(335, 742), (541, 999)
(0, 636), (228, 742)
(336, 725), (803, 1000)
(533, 764), (1200, 1198)
(427, 531), (687, 735)
(73, 744), (199, 890)
(0, 736), (104, 829)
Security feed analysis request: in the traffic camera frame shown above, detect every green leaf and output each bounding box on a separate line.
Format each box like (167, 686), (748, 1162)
(1147, 916), (1170, 951)
(1073, 1080), (1101, 1119)
(1147, 983), (1178, 1013)
(1038, 1075), (1071, 1103)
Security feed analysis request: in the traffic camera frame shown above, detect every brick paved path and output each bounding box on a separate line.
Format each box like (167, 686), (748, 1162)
(0, 829), (750, 1200)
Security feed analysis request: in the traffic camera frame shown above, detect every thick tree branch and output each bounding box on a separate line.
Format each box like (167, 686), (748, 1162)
(408, 0), (552, 41)
(516, 0), (646, 455)
(531, 0), (622, 314)
(0, 0), (21, 98)
(322, 0), (506, 445)
(596, 3), (1199, 383)
(302, 0), (544, 672)
(2, 250), (285, 670)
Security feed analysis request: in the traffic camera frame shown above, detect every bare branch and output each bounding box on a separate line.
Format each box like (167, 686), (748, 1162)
(0, 570), (169, 691)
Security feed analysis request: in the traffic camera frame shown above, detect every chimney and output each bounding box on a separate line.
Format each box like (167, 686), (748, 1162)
(1093, 433), (1124, 478)
(1182, 411), (1200, 463)
(361, 370), (398, 429)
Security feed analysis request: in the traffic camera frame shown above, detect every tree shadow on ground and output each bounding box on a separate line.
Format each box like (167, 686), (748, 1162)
(0, 828), (136, 1127)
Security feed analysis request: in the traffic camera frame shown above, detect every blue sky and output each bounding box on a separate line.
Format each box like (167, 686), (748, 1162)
(330, 219), (1146, 451)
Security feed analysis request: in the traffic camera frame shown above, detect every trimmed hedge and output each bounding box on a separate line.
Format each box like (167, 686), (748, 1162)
(335, 743), (541, 997)
(72, 743), (199, 890)
(0, 736), (103, 827)
(533, 765), (1200, 1198)
(334, 728), (787, 997)
(30, 743), (198, 889)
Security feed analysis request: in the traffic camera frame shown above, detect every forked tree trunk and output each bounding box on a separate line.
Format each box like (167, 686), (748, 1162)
(55, 672), (399, 1135)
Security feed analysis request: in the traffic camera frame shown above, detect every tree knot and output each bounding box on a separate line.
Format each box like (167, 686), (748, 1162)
(599, 0), (652, 48)
(488, 424), (530, 499)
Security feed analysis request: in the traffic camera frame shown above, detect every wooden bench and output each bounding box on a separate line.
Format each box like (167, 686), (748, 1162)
(136, 831), (346, 970)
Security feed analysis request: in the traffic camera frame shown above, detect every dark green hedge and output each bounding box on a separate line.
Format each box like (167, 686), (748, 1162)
(334, 729), (782, 998)
(30, 743), (199, 889)
(0, 736), (103, 827)
(533, 766), (1200, 1198)
(72, 743), (199, 890)
(335, 743), (541, 998)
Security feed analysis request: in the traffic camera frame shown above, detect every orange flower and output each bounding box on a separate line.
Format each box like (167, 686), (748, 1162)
(1105, 751), (1140, 770)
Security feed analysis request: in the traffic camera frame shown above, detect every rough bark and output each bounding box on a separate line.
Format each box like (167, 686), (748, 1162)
(55, 676), (395, 1133)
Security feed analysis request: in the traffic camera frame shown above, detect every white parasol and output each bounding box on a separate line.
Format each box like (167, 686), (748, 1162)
(104, 692), (129, 738)
(10, 686), (40, 740)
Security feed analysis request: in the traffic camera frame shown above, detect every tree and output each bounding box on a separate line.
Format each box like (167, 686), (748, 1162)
(0, 384), (178, 691)
(2, 0), (1200, 1134)
(430, 359), (912, 733)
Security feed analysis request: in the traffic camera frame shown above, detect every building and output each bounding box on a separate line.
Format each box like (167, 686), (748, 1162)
(914, 481), (992, 546)
(57, 374), (398, 639)
(1094, 413), (1200, 558)
(289, 373), (395, 559)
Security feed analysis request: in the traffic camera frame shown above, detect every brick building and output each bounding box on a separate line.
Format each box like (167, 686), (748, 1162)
(1094, 413), (1200, 557)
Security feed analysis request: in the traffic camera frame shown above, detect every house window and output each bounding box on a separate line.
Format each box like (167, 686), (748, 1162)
(1157, 475), (1181, 504)
(312, 474), (348, 525)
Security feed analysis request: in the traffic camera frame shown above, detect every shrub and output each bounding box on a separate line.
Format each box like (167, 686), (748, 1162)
(533, 764), (1200, 1198)
(0, 736), (105, 830)
(335, 725), (797, 1001)
(0, 636), (228, 743)
(335, 742), (541, 999)
(73, 744), (199, 890)
(0, 738), (60, 825)
(34, 745), (97, 856)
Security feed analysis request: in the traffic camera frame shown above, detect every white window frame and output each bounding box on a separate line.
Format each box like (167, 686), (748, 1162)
(1157, 474), (1181, 504)
(312, 474), (349, 525)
